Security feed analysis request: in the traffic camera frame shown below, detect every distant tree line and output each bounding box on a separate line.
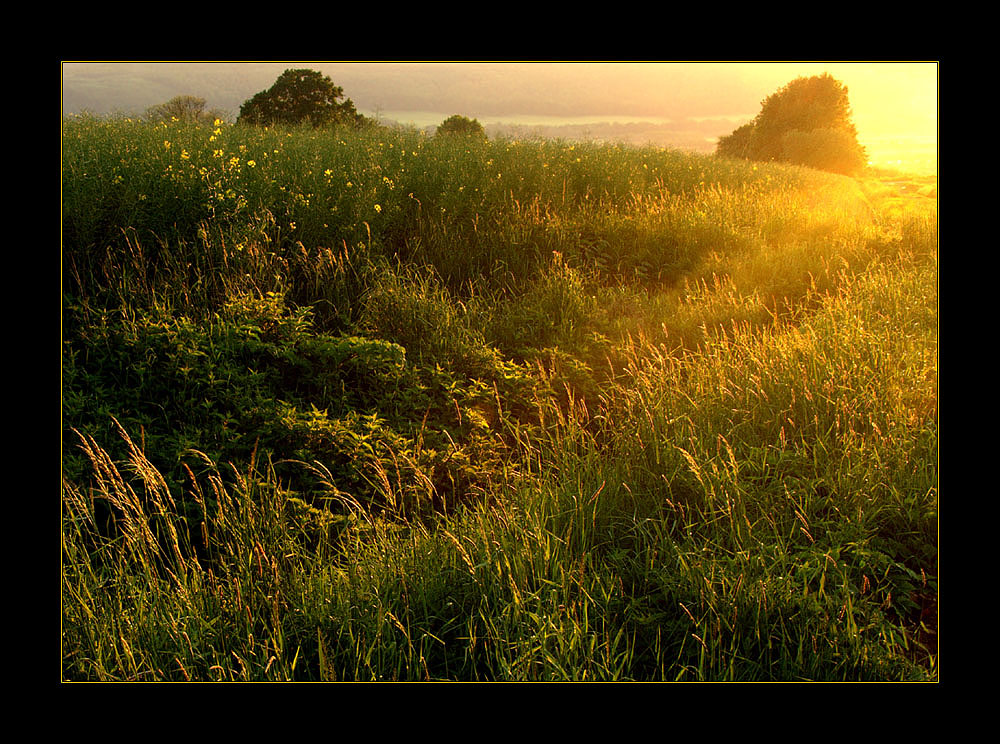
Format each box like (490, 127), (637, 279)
(716, 73), (868, 175)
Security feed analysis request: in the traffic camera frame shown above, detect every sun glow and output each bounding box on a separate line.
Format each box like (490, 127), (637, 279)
(762, 62), (938, 175)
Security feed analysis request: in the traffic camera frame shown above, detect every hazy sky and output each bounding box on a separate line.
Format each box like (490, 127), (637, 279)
(62, 61), (938, 170)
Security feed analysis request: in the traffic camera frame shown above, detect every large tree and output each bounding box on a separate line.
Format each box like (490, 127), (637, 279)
(237, 69), (368, 129)
(717, 73), (867, 175)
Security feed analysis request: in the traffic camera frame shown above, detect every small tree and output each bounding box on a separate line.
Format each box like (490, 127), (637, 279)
(146, 95), (225, 124)
(436, 114), (486, 139)
(716, 73), (867, 175)
(237, 69), (368, 129)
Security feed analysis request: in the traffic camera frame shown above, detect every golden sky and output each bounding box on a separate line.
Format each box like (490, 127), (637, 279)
(721, 62), (937, 172)
(332, 61), (939, 170)
(746, 63), (937, 139)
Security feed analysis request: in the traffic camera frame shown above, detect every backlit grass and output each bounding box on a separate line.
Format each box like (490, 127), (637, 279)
(62, 115), (937, 681)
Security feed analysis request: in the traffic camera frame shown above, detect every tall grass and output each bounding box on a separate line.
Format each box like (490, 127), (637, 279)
(62, 115), (937, 681)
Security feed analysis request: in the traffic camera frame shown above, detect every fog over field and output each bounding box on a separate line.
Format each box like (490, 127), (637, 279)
(61, 61), (938, 172)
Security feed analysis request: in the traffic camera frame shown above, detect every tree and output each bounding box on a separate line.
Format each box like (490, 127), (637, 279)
(436, 114), (486, 139)
(715, 122), (755, 160)
(146, 95), (225, 124)
(716, 73), (867, 175)
(779, 128), (868, 175)
(237, 69), (368, 129)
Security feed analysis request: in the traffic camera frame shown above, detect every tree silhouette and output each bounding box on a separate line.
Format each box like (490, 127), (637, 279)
(146, 95), (224, 124)
(238, 69), (368, 129)
(436, 114), (486, 139)
(717, 73), (867, 175)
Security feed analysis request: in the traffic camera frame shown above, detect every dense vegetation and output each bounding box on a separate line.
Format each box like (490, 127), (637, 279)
(237, 69), (370, 129)
(716, 74), (868, 175)
(436, 114), (487, 139)
(61, 113), (938, 681)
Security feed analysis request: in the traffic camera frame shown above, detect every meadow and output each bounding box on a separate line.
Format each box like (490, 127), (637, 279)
(61, 115), (938, 681)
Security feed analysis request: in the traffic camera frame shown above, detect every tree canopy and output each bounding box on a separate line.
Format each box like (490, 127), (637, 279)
(436, 114), (486, 139)
(146, 95), (224, 124)
(717, 73), (867, 175)
(237, 69), (368, 129)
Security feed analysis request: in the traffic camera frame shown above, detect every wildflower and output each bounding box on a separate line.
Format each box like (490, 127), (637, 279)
(180, 149), (190, 160)
(247, 160), (257, 168)
(374, 204), (382, 213)
(164, 140), (172, 149)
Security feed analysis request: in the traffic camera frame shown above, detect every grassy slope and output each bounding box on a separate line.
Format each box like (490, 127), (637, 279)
(61, 116), (937, 681)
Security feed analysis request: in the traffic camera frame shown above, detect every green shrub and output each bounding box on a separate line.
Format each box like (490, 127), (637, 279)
(436, 114), (486, 139)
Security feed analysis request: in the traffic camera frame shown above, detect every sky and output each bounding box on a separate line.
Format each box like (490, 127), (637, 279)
(61, 61), (939, 173)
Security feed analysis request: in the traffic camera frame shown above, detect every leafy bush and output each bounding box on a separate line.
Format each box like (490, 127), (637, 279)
(716, 74), (867, 175)
(436, 114), (486, 139)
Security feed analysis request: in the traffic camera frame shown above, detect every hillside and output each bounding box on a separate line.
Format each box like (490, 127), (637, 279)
(61, 115), (938, 682)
